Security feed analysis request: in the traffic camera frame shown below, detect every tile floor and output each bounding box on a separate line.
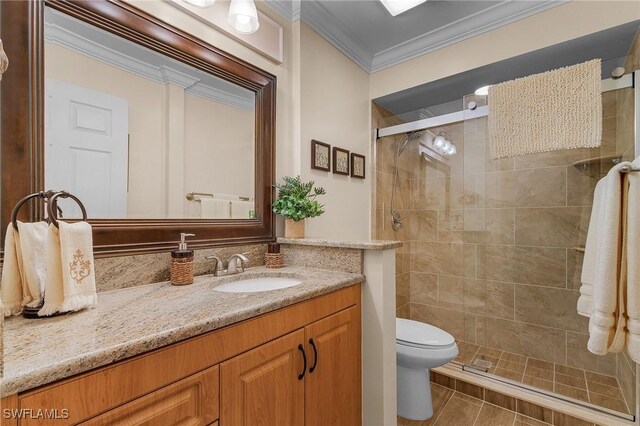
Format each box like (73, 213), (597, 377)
(454, 341), (631, 414)
(398, 383), (561, 426)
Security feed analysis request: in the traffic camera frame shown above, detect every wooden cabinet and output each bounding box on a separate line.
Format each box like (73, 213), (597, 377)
(220, 306), (361, 426)
(2, 285), (361, 426)
(81, 367), (219, 426)
(220, 330), (305, 426)
(305, 307), (361, 426)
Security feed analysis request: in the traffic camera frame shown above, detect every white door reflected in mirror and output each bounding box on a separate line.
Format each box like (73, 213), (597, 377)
(44, 7), (256, 220)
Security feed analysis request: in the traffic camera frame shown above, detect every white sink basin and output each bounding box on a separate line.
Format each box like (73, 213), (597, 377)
(213, 277), (303, 293)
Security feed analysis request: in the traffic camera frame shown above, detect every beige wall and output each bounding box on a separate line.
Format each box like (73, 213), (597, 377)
(370, 1), (640, 99)
(184, 92), (255, 215)
(45, 42), (167, 217)
(298, 22), (371, 240)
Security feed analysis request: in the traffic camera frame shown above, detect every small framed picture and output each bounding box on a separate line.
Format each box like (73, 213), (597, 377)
(351, 153), (365, 179)
(333, 147), (350, 175)
(311, 139), (331, 171)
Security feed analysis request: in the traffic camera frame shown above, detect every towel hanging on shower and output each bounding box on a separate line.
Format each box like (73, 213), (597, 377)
(578, 157), (640, 363)
(488, 59), (602, 159)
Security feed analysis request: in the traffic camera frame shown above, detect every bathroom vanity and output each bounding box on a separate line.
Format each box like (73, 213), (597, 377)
(1, 268), (363, 425)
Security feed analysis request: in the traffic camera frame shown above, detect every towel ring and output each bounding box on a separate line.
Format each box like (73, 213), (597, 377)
(47, 191), (88, 228)
(11, 191), (62, 231)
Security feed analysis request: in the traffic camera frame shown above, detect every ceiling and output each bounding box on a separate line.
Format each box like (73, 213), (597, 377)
(374, 19), (640, 118)
(264, 0), (567, 72)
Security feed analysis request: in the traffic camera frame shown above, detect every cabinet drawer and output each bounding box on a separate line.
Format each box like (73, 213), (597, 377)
(81, 367), (219, 426)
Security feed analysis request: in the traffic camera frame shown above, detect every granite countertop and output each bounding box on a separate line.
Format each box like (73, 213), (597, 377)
(2, 266), (364, 396)
(277, 237), (402, 250)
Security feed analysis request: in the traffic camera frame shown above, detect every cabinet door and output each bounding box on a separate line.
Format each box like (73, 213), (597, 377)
(305, 306), (361, 426)
(81, 366), (219, 426)
(220, 330), (305, 426)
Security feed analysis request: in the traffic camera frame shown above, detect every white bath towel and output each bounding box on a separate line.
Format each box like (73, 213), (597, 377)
(578, 162), (629, 355)
(39, 221), (97, 316)
(624, 157), (640, 363)
(1, 226), (24, 316)
(17, 221), (48, 307)
(488, 59), (602, 159)
(201, 198), (231, 219)
(231, 200), (254, 219)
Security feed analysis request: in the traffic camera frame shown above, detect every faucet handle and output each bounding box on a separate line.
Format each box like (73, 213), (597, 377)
(205, 255), (226, 276)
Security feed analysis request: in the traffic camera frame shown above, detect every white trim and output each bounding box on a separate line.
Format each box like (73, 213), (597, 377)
(635, 71), (640, 160)
(45, 20), (254, 110)
(300, 1), (373, 71)
(265, 0), (566, 73)
(370, 0), (568, 72)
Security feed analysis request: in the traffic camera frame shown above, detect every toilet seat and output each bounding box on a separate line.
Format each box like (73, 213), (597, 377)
(396, 318), (455, 349)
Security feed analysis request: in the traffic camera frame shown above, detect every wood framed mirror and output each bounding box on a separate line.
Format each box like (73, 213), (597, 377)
(1, 0), (276, 256)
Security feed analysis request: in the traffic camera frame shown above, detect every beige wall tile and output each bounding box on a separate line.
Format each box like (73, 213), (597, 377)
(432, 394), (482, 425)
(513, 147), (599, 169)
(616, 349), (636, 416)
(485, 317), (566, 364)
(410, 272), (438, 305)
(515, 167), (566, 207)
(411, 241), (464, 276)
(566, 249), (584, 290)
(515, 207), (586, 248)
(474, 402), (516, 426)
(485, 209), (514, 245)
(411, 303), (465, 340)
(438, 209), (464, 243)
(464, 279), (486, 314)
(486, 281), (515, 320)
(485, 245), (566, 287)
(397, 273), (410, 308)
(410, 209), (437, 242)
(514, 286), (589, 332)
(566, 165), (599, 207)
(438, 275), (464, 310)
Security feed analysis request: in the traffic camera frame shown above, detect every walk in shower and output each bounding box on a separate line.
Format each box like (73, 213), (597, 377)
(373, 69), (638, 418)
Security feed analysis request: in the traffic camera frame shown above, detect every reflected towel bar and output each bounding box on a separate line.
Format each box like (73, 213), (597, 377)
(186, 192), (252, 202)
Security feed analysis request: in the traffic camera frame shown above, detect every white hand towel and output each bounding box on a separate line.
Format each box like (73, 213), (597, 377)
(201, 198), (231, 219)
(624, 157), (640, 363)
(39, 221), (97, 316)
(231, 200), (254, 219)
(578, 162), (629, 355)
(16, 221), (48, 308)
(1, 226), (25, 316)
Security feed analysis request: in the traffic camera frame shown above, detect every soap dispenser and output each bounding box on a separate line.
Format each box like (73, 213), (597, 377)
(171, 233), (195, 286)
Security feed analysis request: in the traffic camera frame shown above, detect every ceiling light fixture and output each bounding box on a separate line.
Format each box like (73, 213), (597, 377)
(474, 85), (491, 96)
(228, 0), (260, 34)
(182, 0), (215, 8)
(379, 0), (427, 17)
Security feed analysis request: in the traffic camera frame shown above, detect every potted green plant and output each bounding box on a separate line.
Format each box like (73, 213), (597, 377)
(273, 176), (326, 238)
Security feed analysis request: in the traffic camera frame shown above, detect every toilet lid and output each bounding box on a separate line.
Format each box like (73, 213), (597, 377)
(396, 318), (455, 348)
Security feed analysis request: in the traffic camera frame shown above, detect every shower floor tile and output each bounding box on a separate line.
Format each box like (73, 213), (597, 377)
(457, 342), (632, 415)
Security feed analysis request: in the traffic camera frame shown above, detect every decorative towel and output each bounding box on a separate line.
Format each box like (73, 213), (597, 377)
(488, 59), (602, 159)
(39, 221), (97, 316)
(624, 157), (640, 362)
(201, 198), (231, 219)
(578, 161), (630, 356)
(1, 226), (24, 316)
(231, 200), (254, 219)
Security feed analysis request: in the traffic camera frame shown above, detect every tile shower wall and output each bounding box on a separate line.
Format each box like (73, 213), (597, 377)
(374, 91), (636, 412)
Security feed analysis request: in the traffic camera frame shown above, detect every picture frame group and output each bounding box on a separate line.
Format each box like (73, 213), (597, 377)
(311, 139), (365, 179)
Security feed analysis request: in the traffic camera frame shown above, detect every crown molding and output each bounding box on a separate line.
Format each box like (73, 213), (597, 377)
(370, 0), (569, 72)
(300, 0), (373, 71)
(263, 0), (566, 74)
(45, 21), (254, 110)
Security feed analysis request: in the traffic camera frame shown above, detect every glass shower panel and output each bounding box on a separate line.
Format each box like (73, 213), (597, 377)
(462, 88), (636, 416)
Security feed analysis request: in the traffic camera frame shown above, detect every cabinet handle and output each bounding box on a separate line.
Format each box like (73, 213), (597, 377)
(298, 344), (307, 380)
(309, 338), (318, 373)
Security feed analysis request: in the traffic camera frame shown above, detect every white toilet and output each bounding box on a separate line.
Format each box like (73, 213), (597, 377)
(396, 318), (459, 420)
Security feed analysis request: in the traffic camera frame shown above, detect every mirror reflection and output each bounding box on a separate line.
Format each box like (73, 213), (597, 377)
(44, 7), (256, 220)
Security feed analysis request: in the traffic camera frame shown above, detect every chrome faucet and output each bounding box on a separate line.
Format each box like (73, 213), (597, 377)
(205, 253), (250, 276)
